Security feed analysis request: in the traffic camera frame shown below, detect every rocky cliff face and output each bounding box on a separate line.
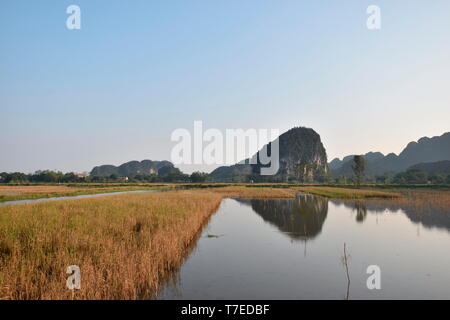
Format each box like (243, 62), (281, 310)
(275, 127), (328, 180)
(210, 127), (328, 182)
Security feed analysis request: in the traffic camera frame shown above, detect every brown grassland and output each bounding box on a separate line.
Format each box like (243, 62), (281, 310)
(0, 185), (170, 202)
(393, 189), (450, 211)
(0, 185), (80, 196)
(0, 185), (447, 300)
(293, 186), (401, 199)
(0, 184), (404, 203)
(200, 186), (298, 199)
(0, 191), (223, 299)
(0, 187), (300, 300)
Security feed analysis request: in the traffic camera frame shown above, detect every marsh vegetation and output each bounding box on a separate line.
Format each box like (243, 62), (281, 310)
(0, 185), (449, 299)
(0, 191), (222, 299)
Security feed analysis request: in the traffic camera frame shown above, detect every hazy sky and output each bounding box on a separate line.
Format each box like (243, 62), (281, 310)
(1, 1), (449, 173)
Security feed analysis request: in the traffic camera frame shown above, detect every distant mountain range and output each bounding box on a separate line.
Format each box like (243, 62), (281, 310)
(330, 132), (450, 177)
(90, 130), (450, 181)
(210, 127), (328, 182)
(90, 160), (180, 177)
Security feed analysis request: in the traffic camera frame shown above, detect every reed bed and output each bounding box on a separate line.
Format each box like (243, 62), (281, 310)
(0, 185), (82, 196)
(0, 185), (169, 202)
(202, 185), (401, 200)
(294, 186), (401, 199)
(0, 186), (441, 300)
(0, 191), (222, 300)
(0, 184), (405, 203)
(395, 189), (450, 211)
(202, 186), (297, 199)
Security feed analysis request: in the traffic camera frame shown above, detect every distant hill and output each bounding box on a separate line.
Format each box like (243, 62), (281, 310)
(90, 160), (180, 177)
(210, 127), (328, 182)
(408, 160), (450, 175)
(329, 152), (384, 171)
(330, 132), (450, 177)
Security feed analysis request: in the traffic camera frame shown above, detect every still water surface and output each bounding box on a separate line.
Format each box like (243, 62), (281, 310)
(158, 194), (450, 299)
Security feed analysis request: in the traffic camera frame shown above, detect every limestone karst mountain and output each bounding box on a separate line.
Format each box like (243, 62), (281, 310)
(210, 127), (328, 182)
(90, 160), (180, 177)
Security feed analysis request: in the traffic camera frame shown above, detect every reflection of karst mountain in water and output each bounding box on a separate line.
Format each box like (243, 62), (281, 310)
(333, 200), (450, 232)
(237, 194), (328, 241)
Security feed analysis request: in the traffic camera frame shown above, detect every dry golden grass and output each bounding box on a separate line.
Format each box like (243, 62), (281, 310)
(0, 186), (301, 300)
(0, 186), (429, 300)
(201, 186), (297, 199)
(0, 185), (170, 202)
(0, 185), (80, 196)
(201, 185), (400, 200)
(0, 191), (222, 300)
(294, 186), (401, 199)
(395, 189), (450, 211)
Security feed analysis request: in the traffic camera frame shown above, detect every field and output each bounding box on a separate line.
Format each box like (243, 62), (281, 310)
(0, 191), (223, 299)
(294, 186), (401, 199)
(0, 185), (448, 299)
(391, 189), (450, 211)
(0, 187), (304, 299)
(0, 183), (409, 203)
(0, 184), (171, 202)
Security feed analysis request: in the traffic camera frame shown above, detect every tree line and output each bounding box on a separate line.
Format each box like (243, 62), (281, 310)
(2, 164), (448, 185)
(0, 170), (210, 183)
(0, 171), (85, 183)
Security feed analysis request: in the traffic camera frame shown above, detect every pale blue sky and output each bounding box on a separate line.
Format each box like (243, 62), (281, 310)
(1, 1), (449, 173)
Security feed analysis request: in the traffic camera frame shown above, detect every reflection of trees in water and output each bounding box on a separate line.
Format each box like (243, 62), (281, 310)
(237, 194), (328, 241)
(333, 199), (450, 232)
(354, 201), (368, 223)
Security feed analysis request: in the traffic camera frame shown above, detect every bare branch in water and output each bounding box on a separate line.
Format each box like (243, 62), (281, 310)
(342, 243), (351, 300)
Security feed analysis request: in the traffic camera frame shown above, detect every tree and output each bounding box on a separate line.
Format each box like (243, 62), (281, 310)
(335, 175), (347, 185)
(62, 172), (77, 183)
(165, 171), (189, 182)
(352, 155), (365, 187)
(429, 174), (445, 185)
(190, 171), (208, 183)
(393, 169), (427, 184)
(375, 175), (386, 184)
(375, 172), (392, 184)
(294, 162), (308, 183)
(8, 172), (29, 183)
(354, 202), (368, 223)
(316, 167), (331, 183)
